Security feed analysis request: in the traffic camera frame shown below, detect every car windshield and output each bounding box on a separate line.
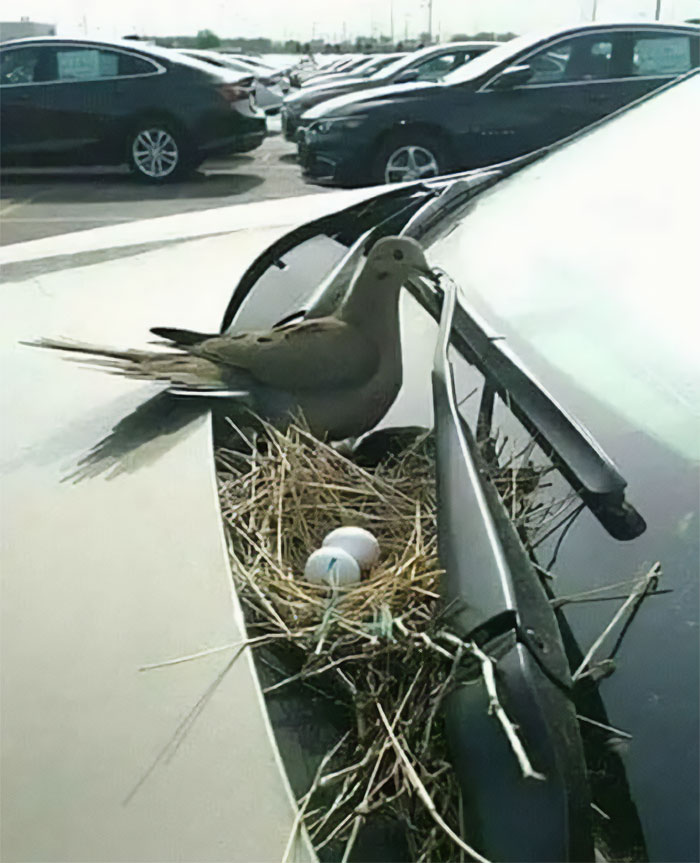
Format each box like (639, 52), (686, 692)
(346, 56), (384, 75)
(428, 73), (700, 461)
(369, 46), (443, 80)
(442, 31), (543, 84)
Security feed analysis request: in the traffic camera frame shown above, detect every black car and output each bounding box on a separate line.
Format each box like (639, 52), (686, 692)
(297, 22), (699, 185)
(289, 54), (374, 88)
(300, 52), (406, 88)
(282, 41), (498, 142)
(0, 37), (268, 181)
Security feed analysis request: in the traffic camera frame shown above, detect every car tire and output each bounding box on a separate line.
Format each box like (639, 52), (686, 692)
(128, 121), (193, 182)
(373, 132), (446, 185)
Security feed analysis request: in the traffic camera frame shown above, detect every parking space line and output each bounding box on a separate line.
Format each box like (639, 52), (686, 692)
(1, 217), (135, 223)
(0, 190), (50, 216)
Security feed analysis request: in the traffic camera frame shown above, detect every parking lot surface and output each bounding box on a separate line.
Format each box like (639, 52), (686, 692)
(0, 116), (327, 247)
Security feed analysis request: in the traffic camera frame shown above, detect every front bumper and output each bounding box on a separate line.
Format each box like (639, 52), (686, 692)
(297, 128), (370, 187)
(200, 130), (266, 158)
(281, 109), (301, 142)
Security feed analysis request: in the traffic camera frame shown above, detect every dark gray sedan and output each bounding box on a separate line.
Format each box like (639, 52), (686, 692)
(282, 41), (499, 141)
(298, 22), (699, 185)
(0, 36), (267, 181)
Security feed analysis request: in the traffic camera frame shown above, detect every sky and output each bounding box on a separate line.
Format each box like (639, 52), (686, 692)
(2, 0), (698, 42)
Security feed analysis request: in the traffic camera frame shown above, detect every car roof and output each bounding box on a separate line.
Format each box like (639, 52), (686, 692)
(0, 35), (252, 80)
(440, 20), (700, 85)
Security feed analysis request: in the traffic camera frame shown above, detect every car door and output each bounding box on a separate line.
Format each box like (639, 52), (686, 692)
(0, 45), (54, 161)
(29, 45), (161, 164)
(609, 29), (698, 103)
(451, 31), (630, 168)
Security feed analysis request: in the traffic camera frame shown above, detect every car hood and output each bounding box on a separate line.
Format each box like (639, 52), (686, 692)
(0, 188), (389, 863)
(301, 74), (367, 91)
(303, 79), (441, 119)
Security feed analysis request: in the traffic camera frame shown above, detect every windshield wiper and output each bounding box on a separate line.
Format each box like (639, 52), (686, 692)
(432, 274), (593, 862)
(410, 269), (645, 540)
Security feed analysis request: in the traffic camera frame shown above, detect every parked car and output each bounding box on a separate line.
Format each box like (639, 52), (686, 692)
(290, 54), (372, 87)
(282, 41), (499, 141)
(300, 52), (407, 88)
(297, 22), (699, 186)
(179, 48), (289, 113)
(1, 67), (697, 863)
(0, 36), (267, 181)
(220, 52), (290, 73)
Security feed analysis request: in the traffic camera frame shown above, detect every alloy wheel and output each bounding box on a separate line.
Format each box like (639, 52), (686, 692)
(384, 145), (439, 183)
(131, 129), (180, 179)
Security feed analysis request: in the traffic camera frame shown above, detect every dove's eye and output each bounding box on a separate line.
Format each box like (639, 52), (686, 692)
(393, 250), (404, 261)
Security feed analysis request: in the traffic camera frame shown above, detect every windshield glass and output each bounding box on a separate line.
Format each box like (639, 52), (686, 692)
(442, 32), (541, 84)
(369, 46), (437, 80)
(427, 74), (700, 460)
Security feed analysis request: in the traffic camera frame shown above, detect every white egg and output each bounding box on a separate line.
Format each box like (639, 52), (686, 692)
(322, 527), (380, 570)
(304, 546), (361, 586)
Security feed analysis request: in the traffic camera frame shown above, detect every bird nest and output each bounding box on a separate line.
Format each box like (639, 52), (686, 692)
(215, 419), (548, 863)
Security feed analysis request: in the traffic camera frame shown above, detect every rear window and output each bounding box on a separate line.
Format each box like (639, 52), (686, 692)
(118, 53), (158, 76)
(631, 34), (692, 75)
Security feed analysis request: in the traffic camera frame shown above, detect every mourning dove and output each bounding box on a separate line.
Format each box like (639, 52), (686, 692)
(26, 236), (435, 440)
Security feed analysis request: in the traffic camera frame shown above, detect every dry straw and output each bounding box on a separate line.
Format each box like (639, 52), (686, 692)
(214, 417), (661, 862)
(216, 419), (507, 861)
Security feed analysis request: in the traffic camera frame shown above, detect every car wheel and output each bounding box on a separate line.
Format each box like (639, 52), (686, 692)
(128, 123), (190, 182)
(375, 133), (445, 185)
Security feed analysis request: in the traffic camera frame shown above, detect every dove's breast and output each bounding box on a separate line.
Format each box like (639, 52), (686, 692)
(294, 329), (403, 440)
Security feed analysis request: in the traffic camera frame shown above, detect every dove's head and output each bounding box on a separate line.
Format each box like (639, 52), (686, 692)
(366, 236), (436, 284)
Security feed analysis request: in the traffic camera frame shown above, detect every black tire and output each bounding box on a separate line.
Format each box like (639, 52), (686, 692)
(373, 131), (446, 185)
(127, 121), (194, 183)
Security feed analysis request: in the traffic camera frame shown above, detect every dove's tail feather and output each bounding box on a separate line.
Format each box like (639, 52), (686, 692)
(22, 337), (159, 363)
(22, 337), (234, 391)
(149, 326), (216, 347)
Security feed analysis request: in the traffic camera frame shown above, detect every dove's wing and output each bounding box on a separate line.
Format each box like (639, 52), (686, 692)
(194, 317), (379, 391)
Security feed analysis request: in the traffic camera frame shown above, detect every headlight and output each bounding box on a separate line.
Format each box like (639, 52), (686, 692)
(310, 115), (368, 135)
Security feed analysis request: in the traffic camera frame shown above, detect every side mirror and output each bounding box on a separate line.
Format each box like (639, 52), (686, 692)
(395, 68), (419, 83)
(491, 63), (532, 90)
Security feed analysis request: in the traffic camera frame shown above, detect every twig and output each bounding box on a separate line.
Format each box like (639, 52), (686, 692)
(591, 802), (611, 821)
(281, 732), (349, 863)
(466, 639), (547, 782)
(572, 563), (661, 682)
(576, 714), (632, 739)
(377, 703), (491, 863)
(138, 632), (293, 670)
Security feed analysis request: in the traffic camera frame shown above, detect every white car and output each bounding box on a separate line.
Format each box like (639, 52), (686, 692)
(181, 48), (289, 112)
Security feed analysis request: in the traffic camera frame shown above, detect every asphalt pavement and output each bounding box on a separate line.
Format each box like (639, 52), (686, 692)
(0, 115), (328, 246)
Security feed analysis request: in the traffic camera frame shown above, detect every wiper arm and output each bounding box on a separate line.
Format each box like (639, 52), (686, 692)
(411, 270), (645, 540)
(432, 274), (593, 862)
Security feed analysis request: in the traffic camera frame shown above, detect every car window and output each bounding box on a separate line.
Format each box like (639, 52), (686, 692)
(631, 34), (692, 76)
(414, 53), (459, 79)
(54, 47), (120, 80)
(118, 53), (158, 76)
(0, 46), (45, 85)
(520, 35), (615, 84)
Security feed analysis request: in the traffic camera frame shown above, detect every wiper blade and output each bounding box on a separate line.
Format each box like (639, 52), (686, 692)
(410, 270), (645, 540)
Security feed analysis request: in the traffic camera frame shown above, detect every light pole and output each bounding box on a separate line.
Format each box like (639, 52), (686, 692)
(655, 0), (662, 19)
